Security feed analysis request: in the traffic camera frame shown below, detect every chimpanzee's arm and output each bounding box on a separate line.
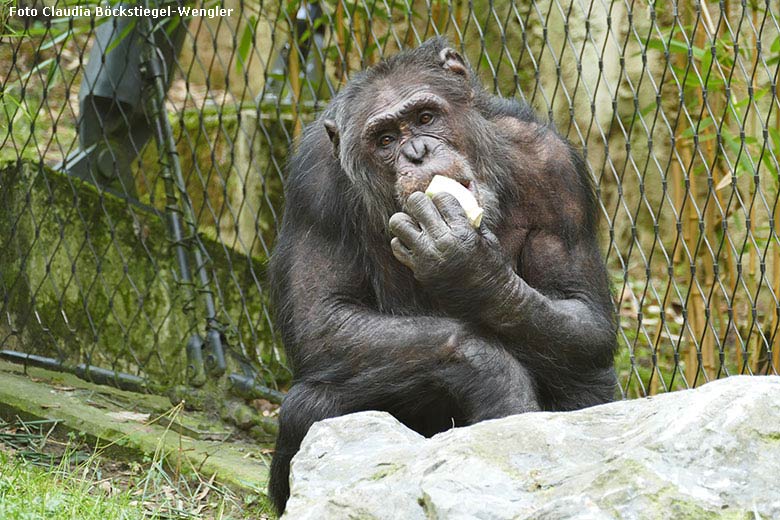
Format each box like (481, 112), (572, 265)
(273, 220), (477, 382)
(390, 198), (614, 369)
(388, 142), (616, 370)
(477, 230), (616, 368)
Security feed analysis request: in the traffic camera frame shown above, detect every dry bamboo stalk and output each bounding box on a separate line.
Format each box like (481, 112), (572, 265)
(288, 28), (303, 138)
(717, 0), (745, 372)
(698, 238), (718, 380)
(672, 154), (685, 265)
(364, 17), (377, 65)
(670, 138), (688, 380)
(746, 5), (760, 373)
(773, 105), (780, 373)
(664, 103), (687, 377)
(747, 214), (760, 372)
(453, 0), (464, 46)
(688, 285), (706, 385)
(708, 5), (740, 375)
(665, 149), (688, 384)
(353, 9), (365, 66)
(682, 142), (702, 385)
(672, 4), (689, 268)
(438, 0), (450, 36)
(431, 0), (442, 35)
(404, 0), (417, 48)
(335, 0), (347, 84)
(678, 3), (706, 386)
(695, 4), (718, 379)
(649, 317), (664, 395)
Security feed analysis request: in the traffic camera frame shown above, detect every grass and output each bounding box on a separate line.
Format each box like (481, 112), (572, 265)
(0, 417), (275, 520)
(0, 451), (148, 520)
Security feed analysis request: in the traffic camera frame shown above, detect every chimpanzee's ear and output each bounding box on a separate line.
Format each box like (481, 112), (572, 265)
(323, 119), (340, 158)
(439, 48), (468, 78)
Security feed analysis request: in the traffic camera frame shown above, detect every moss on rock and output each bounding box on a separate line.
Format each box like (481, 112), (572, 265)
(0, 159), (282, 388)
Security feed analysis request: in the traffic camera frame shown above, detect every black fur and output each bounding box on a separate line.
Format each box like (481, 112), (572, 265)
(267, 37), (617, 514)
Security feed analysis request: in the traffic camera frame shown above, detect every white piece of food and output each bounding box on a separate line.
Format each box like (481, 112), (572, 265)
(425, 175), (484, 228)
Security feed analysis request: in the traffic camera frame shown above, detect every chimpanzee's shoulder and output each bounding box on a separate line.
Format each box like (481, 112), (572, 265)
(281, 120), (351, 229)
(476, 93), (539, 124)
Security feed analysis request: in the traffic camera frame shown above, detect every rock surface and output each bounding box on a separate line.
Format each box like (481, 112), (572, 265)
(283, 376), (780, 519)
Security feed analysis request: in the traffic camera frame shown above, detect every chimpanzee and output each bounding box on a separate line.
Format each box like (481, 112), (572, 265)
(267, 37), (617, 513)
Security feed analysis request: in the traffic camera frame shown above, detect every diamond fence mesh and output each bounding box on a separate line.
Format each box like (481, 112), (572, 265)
(1, 0), (779, 401)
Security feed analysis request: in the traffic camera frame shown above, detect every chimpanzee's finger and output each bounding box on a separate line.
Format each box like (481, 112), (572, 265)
(430, 192), (468, 227)
(389, 212), (424, 246)
(390, 237), (416, 270)
(403, 192), (448, 237)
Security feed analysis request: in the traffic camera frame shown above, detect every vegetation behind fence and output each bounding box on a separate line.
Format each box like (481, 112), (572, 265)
(2, 0), (780, 401)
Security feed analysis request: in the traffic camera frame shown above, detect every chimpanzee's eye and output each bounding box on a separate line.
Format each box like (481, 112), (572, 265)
(379, 134), (396, 147)
(418, 112), (434, 125)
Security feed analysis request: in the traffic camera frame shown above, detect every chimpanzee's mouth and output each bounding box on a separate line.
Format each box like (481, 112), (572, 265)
(461, 179), (480, 202)
(431, 176), (481, 203)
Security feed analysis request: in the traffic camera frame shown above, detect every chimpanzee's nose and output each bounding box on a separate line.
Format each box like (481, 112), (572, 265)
(402, 139), (428, 164)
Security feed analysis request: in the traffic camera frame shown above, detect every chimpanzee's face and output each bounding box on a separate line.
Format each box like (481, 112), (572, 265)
(360, 85), (481, 206)
(321, 46), (503, 230)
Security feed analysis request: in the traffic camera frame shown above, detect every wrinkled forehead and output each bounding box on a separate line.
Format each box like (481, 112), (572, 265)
(367, 82), (435, 113)
(355, 81), (450, 134)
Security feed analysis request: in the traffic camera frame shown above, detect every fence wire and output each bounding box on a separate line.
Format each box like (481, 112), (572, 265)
(1, 0), (779, 399)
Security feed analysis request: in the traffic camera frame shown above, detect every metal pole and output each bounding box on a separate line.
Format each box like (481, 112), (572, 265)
(137, 5), (225, 383)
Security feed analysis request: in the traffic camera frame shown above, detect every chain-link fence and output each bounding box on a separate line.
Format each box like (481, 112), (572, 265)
(1, 0), (779, 404)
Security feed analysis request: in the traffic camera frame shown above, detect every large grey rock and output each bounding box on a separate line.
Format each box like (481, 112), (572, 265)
(283, 376), (780, 519)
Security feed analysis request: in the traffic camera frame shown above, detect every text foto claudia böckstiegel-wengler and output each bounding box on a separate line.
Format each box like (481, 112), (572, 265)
(8, 4), (235, 19)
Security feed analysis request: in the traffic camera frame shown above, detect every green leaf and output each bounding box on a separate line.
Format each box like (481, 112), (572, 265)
(236, 15), (258, 75)
(104, 18), (136, 56)
(639, 102), (657, 117)
(720, 128), (756, 177)
(760, 127), (780, 178)
(769, 127), (780, 149)
(45, 58), (61, 89)
(680, 117), (715, 139)
(646, 36), (686, 55)
(39, 28), (73, 50)
(731, 87), (769, 109)
(772, 34), (780, 53)
(20, 57), (55, 82)
(0, 90), (32, 121)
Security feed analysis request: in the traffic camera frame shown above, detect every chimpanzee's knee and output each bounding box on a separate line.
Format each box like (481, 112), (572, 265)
(438, 332), (541, 422)
(268, 383), (342, 514)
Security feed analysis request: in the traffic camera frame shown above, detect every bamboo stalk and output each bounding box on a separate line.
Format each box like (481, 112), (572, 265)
(714, 171), (740, 372)
(717, 0), (746, 373)
(364, 16), (377, 65)
(672, 3), (688, 269)
(746, 4), (760, 373)
(649, 317), (663, 395)
(666, 150), (688, 384)
(353, 8), (365, 67)
(773, 105), (780, 373)
(288, 28), (302, 138)
(679, 3), (706, 386)
(696, 3), (718, 380)
(335, 0), (347, 83)
(453, 0), (464, 46)
(709, 0), (740, 375)
(432, 0), (449, 36)
(431, 0), (442, 35)
(687, 273), (705, 386)
(669, 2), (686, 379)
(404, 0), (417, 48)
(672, 152), (685, 268)
(682, 143), (701, 386)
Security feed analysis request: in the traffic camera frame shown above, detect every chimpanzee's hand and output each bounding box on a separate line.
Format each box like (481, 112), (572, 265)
(389, 191), (510, 297)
